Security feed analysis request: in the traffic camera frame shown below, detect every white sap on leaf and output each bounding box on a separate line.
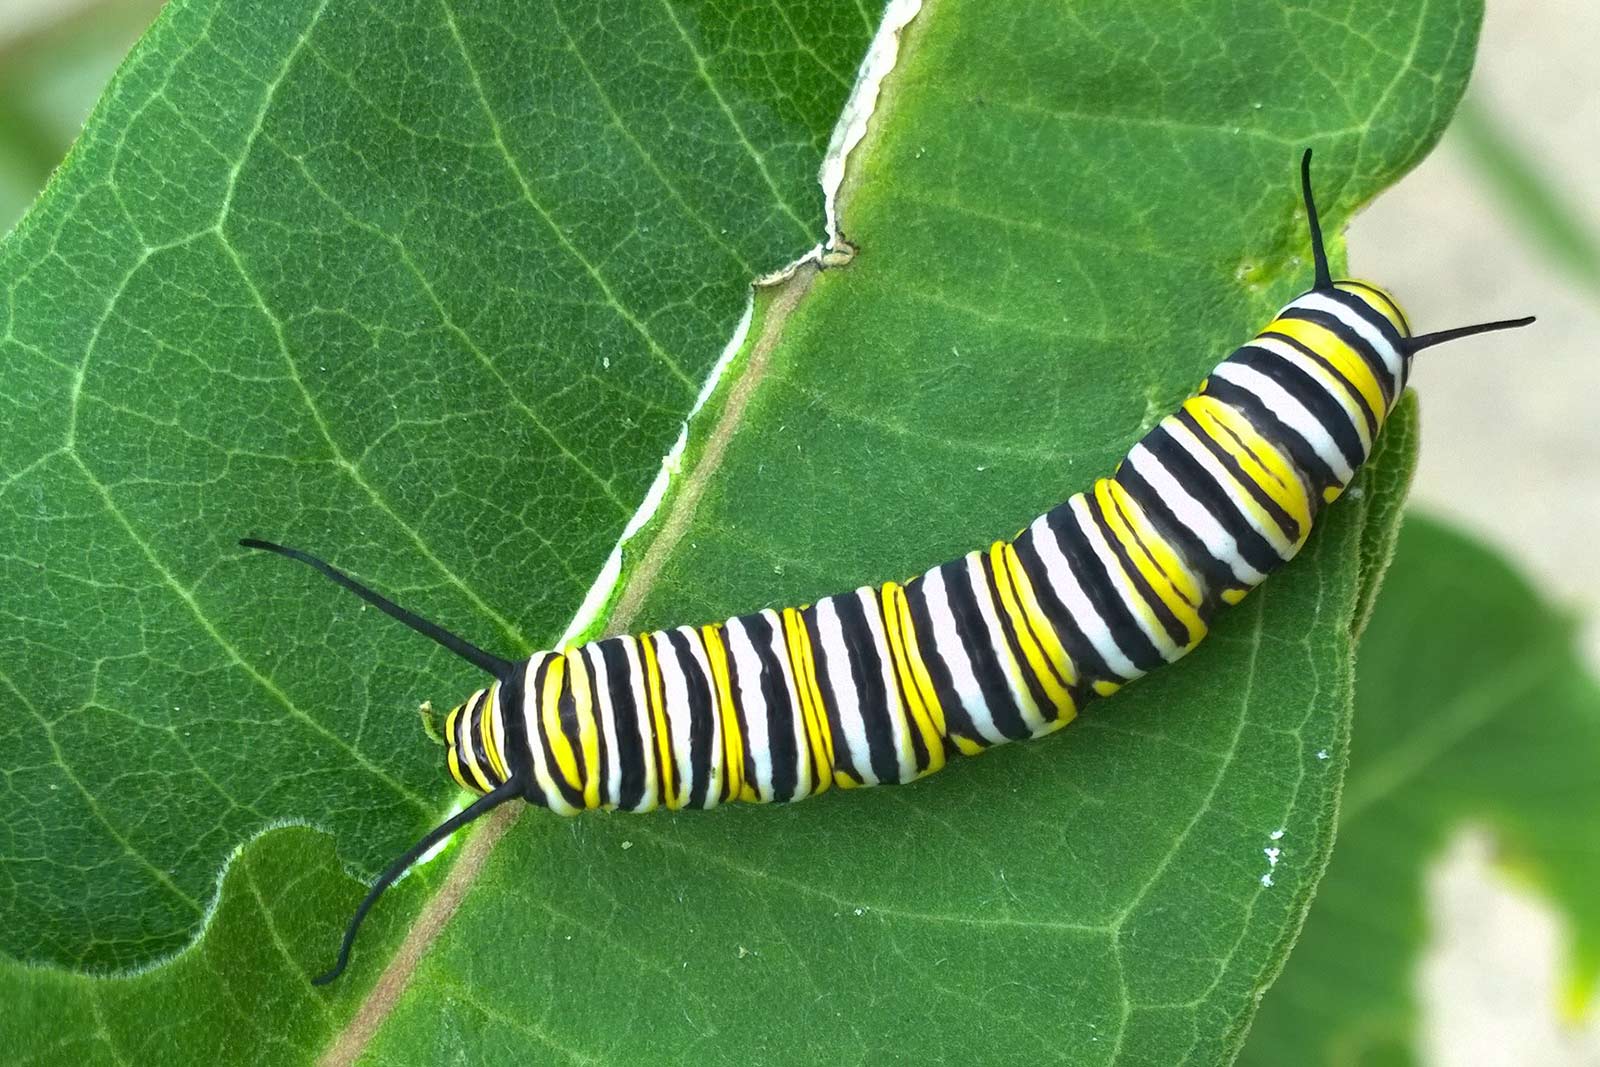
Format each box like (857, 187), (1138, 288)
(558, 0), (926, 645)
(559, 296), (755, 647)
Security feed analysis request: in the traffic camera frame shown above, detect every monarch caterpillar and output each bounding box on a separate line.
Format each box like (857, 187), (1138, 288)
(244, 151), (1532, 985)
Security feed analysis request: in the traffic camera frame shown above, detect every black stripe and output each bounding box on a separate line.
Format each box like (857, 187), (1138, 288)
(1280, 306), (1395, 406)
(597, 637), (647, 811)
(666, 629), (717, 809)
(1202, 376), (1338, 498)
(802, 600), (865, 784)
(1175, 407), (1302, 545)
(1141, 427), (1284, 577)
(1044, 502), (1168, 673)
(497, 664), (530, 788)
(1260, 330), (1381, 438)
(1232, 345), (1368, 468)
(740, 612), (800, 802)
(532, 657), (585, 811)
(498, 665), (547, 807)
(833, 590), (905, 783)
(1081, 491), (1193, 649)
(902, 573), (994, 751)
(937, 556), (1034, 741)
(1111, 459), (1237, 613)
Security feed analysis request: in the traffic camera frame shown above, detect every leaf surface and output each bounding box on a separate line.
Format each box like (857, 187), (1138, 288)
(1240, 515), (1600, 1065)
(0, 0), (1482, 1063)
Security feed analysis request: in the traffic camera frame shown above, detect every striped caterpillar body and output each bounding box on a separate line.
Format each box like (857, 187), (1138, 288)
(243, 151), (1532, 984)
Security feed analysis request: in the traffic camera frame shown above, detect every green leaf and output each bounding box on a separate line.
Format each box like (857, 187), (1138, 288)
(1239, 515), (1600, 1066)
(1, 0), (874, 974)
(1, 0), (1480, 1063)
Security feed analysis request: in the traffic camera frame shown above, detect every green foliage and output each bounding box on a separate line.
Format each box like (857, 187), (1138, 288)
(1241, 516), (1600, 1065)
(0, 0), (1482, 1062)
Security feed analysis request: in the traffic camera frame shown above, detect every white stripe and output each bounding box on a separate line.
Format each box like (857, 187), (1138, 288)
(1212, 362), (1355, 483)
(762, 608), (813, 800)
(1249, 336), (1374, 456)
(1025, 510), (1143, 680)
(652, 631), (697, 808)
(455, 689), (488, 788)
(814, 595), (879, 784)
(1164, 417), (1296, 558)
(1293, 291), (1404, 396)
(1068, 495), (1183, 663)
(583, 644), (624, 809)
(724, 616), (774, 802)
(856, 586), (917, 781)
(961, 552), (1046, 728)
(1125, 444), (1265, 586)
(520, 653), (578, 815)
(676, 626), (723, 808)
(920, 565), (1007, 744)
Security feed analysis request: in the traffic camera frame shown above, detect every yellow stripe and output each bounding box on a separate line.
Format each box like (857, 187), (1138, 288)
(883, 582), (947, 772)
(567, 650), (601, 810)
(795, 612), (836, 774)
(1270, 316), (1389, 417)
(700, 623), (744, 802)
(999, 541), (1078, 690)
(782, 607), (833, 794)
(1184, 396), (1311, 540)
(538, 656), (580, 797)
(444, 701), (476, 791)
(987, 543), (1075, 723)
(1105, 479), (1203, 608)
(1097, 480), (1208, 648)
(447, 748), (474, 792)
(481, 686), (508, 782)
(638, 634), (678, 809)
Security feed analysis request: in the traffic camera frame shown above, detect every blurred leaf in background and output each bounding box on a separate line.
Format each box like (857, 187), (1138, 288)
(1241, 515), (1600, 1065)
(0, 0), (165, 233)
(1453, 99), (1600, 301)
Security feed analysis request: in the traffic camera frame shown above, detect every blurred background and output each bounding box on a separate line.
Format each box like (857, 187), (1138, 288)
(1350, 1), (1600, 1062)
(2, 0), (1595, 1062)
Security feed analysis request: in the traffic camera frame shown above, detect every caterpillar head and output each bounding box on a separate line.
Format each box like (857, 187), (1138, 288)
(238, 538), (525, 986)
(443, 685), (515, 794)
